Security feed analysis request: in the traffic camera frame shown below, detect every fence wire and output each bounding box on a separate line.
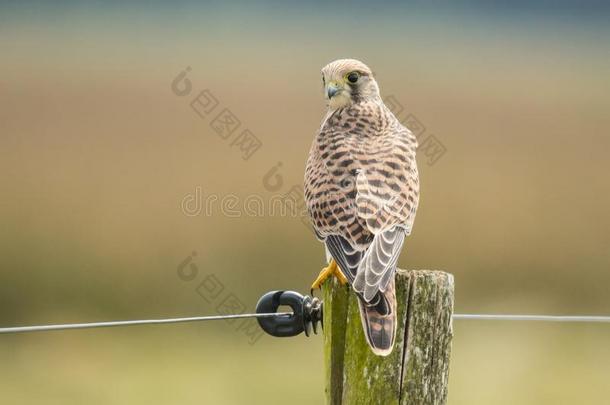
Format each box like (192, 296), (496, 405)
(1, 312), (609, 335)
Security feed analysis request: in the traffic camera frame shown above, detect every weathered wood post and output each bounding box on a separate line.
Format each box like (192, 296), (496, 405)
(322, 269), (454, 405)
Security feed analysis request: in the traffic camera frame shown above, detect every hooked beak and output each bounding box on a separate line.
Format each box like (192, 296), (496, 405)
(326, 82), (341, 99)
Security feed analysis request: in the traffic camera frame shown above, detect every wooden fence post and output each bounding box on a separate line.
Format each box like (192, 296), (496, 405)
(322, 269), (454, 405)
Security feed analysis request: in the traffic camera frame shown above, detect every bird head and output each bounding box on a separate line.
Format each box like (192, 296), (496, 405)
(321, 59), (380, 110)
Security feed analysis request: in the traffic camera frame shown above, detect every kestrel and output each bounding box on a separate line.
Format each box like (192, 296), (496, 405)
(305, 59), (419, 356)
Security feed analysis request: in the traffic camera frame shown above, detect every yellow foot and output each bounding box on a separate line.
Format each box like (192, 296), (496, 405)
(310, 259), (348, 294)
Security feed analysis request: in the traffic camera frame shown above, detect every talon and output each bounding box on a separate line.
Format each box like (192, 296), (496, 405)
(310, 259), (348, 291)
(310, 265), (333, 291)
(334, 265), (348, 285)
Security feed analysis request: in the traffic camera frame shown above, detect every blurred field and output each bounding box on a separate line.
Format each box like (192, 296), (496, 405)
(1, 1), (609, 404)
(1, 324), (609, 404)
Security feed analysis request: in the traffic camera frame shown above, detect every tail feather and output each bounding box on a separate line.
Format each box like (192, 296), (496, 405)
(357, 279), (397, 356)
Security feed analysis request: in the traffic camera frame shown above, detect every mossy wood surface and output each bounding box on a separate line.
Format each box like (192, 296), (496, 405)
(323, 270), (454, 405)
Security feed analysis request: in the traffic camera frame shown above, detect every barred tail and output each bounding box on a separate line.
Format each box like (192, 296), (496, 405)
(357, 279), (397, 356)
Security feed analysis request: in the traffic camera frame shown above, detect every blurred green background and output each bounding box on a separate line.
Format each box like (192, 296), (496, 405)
(1, 1), (609, 404)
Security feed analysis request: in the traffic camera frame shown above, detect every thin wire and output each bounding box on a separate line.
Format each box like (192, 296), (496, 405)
(453, 314), (610, 323)
(2, 312), (609, 335)
(0, 312), (292, 335)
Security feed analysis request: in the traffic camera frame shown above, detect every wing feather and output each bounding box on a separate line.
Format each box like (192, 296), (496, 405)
(353, 227), (406, 302)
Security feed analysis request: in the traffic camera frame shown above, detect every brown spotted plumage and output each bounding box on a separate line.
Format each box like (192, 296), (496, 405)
(305, 59), (419, 356)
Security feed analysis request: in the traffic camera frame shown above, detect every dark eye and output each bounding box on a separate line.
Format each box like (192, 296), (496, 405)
(322, 76), (325, 85)
(347, 72), (359, 83)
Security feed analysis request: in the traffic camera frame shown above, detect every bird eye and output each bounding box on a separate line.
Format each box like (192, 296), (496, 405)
(347, 72), (359, 83)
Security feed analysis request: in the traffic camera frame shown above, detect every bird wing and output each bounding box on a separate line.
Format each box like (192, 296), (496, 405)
(352, 227), (406, 302)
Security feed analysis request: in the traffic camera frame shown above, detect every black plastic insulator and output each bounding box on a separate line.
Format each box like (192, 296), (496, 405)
(255, 290), (323, 338)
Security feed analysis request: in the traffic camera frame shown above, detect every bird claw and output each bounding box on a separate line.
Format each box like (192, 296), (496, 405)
(310, 259), (347, 295)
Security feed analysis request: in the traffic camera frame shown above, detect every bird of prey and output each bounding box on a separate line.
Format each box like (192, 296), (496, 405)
(305, 59), (419, 356)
